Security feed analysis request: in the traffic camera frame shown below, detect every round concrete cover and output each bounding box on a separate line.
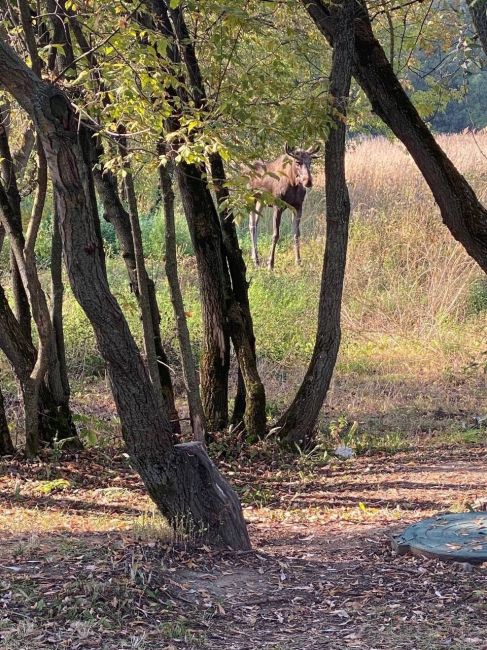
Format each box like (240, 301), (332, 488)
(392, 512), (487, 564)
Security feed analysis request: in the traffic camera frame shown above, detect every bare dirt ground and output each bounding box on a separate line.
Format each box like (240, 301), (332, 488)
(1, 443), (487, 650)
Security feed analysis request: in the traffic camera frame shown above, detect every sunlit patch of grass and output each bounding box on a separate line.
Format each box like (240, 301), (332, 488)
(433, 428), (487, 447)
(131, 508), (174, 543)
(34, 479), (71, 495)
(248, 503), (404, 525)
(0, 506), (133, 536)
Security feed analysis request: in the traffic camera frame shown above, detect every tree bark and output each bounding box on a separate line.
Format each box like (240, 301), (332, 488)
(0, 384), (14, 456)
(90, 142), (180, 433)
(117, 128), (166, 416)
(159, 151), (206, 442)
(0, 37), (250, 549)
(210, 154), (266, 439)
(277, 0), (354, 446)
(143, 0), (231, 431)
(0, 266), (76, 448)
(49, 199), (79, 445)
(303, 0), (487, 274)
(149, 0), (266, 435)
(175, 161), (230, 432)
(0, 104), (32, 343)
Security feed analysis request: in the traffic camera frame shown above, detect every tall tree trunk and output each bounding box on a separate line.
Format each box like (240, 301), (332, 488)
(303, 0), (487, 274)
(0, 384), (14, 456)
(175, 162), (230, 431)
(148, 0), (265, 434)
(0, 38), (250, 549)
(159, 151), (206, 442)
(48, 199), (79, 445)
(166, 0), (266, 435)
(143, 0), (231, 431)
(0, 104), (32, 343)
(210, 154), (266, 439)
(90, 143), (180, 433)
(277, 0), (354, 446)
(117, 128), (166, 415)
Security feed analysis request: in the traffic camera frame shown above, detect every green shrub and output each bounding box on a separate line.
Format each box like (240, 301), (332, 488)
(467, 277), (487, 315)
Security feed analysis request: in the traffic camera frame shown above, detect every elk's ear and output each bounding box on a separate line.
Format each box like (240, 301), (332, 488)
(285, 142), (296, 158)
(307, 144), (322, 158)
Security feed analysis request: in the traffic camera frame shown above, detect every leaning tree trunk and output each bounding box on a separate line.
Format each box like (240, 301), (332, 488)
(0, 37), (250, 549)
(0, 384), (14, 456)
(303, 0), (487, 274)
(277, 0), (354, 447)
(159, 152), (206, 442)
(90, 143), (180, 433)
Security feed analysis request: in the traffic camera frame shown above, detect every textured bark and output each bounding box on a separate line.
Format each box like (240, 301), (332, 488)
(90, 143), (180, 433)
(0, 104), (32, 343)
(175, 162), (230, 431)
(49, 200), (79, 445)
(232, 368), (246, 430)
(159, 153), (206, 442)
(0, 282), (63, 446)
(210, 154), (266, 439)
(148, 0), (265, 435)
(0, 158), (51, 455)
(277, 0), (354, 446)
(0, 38), (250, 548)
(144, 0), (230, 431)
(304, 0), (487, 274)
(118, 128), (165, 415)
(0, 385), (14, 456)
(45, 0), (76, 74)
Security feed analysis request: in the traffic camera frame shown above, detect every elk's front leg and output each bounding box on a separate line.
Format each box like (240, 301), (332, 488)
(268, 206), (282, 270)
(292, 207), (302, 266)
(249, 202), (260, 266)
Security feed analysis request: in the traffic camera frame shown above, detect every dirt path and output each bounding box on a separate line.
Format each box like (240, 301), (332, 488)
(1, 445), (487, 649)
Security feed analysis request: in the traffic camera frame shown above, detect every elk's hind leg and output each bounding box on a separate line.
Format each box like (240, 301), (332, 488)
(268, 206), (283, 270)
(249, 202), (261, 266)
(292, 207), (302, 266)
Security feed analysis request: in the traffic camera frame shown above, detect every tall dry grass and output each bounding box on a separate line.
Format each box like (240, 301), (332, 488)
(341, 133), (487, 339)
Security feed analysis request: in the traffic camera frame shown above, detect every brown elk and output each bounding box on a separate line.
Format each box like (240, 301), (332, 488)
(248, 144), (321, 269)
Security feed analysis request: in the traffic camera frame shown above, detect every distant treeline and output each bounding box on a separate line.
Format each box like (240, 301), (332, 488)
(429, 69), (487, 133)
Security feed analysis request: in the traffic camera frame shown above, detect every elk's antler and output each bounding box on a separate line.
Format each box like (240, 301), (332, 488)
(285, 142), (297, 158)
(307, 144), (322, 157)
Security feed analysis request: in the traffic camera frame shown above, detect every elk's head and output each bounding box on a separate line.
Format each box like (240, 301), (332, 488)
(285, 143), (321, 188)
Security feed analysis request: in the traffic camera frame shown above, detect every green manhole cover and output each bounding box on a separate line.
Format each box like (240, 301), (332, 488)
(392, 512), (487, 564)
